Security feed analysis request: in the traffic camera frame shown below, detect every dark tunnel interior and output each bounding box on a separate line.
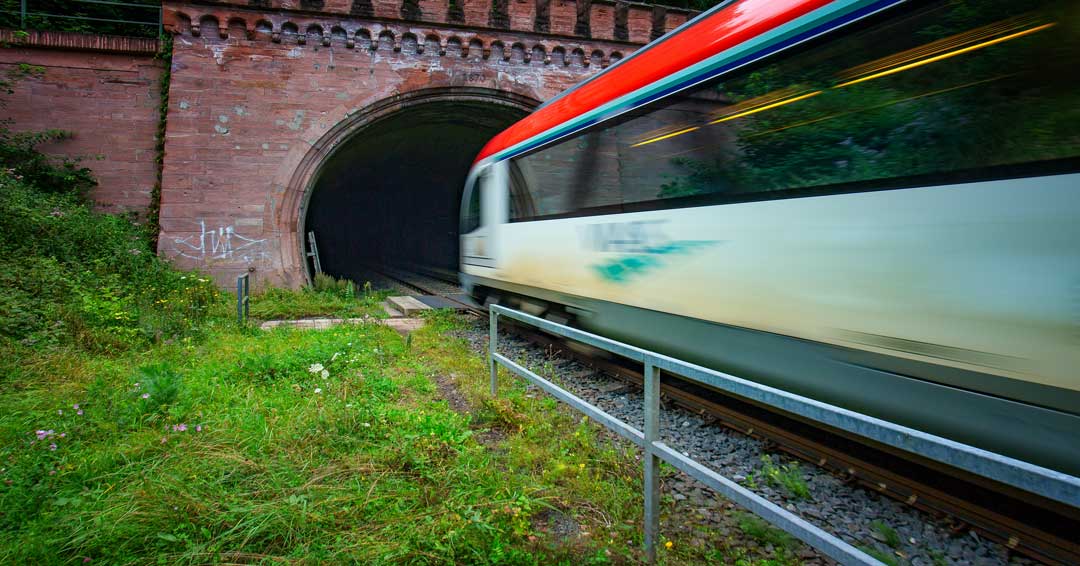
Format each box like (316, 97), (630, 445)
(304, 101), (527, 283)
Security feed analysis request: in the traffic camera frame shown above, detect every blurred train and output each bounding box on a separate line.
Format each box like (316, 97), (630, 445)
(459, 0), (1080, 476)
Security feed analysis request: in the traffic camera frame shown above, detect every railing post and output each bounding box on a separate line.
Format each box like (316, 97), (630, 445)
(643, 360), (661, 564)
(237, 275), (244, 324)
(489, 309), (499, 396)
(243, 273), (250, 320)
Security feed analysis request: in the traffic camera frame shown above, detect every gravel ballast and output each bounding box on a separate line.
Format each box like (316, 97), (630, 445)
(452, 316), (1038, 566)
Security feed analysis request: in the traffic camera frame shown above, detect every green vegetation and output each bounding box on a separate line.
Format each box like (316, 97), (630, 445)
(734, 512), (798, 555)
(858, 545), (903, 566)
(250, 280), (388, 321)
(758, 455), (811, 501)
(870, 519), (902, 549)
(0, 88), (801, 563)
(0, 0), (161, 38)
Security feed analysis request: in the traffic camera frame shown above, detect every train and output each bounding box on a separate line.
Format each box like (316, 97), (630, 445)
(459, 0), (1080, 477)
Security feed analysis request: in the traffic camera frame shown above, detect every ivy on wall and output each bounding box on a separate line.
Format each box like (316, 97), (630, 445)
(148, 33), (171, 252)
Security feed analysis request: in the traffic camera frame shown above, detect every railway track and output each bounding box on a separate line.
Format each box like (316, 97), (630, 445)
(363, 270), (1079, 564)
(504, 322), (1080, 566)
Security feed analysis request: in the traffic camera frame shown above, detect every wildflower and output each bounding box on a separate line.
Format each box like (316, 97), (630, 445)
(129, 249), (141, 256)
(314, 388), (323, 394)
(308, 363), (324, 374)
(331, 352), (340, 362)
(579, 463), (585, 469)
(49, 443), (57, 451)
(141, 393), (150, 399)
(59, 433), (66, 438)
(134, 382), (140, 388)
(321, 369), (329, 379)
(49, 470), (56, 475)
(73, 404), (79, 410)
(58, 410), (63, 415)
(665, 541), (673, 550)
(173, 424), (188, 432)
(196, 425), (203, 432)
(362, 422), (370, 427)
(77, 409), (84, 416)
(161, 437), (167, 444)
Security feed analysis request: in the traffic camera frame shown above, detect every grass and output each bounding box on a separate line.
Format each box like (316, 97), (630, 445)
(870, 519), (902, 549)
(249, 281), (390, 320)
(759, 455), (811, 500)
(2, 296), (809, 564)
(734, 512), (798, 552)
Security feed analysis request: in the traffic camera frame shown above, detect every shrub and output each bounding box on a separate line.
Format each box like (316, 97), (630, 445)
(0, 167), (222, 354)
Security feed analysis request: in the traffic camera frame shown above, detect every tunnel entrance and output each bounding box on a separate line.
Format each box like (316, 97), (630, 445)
(303, 99), (528, 284)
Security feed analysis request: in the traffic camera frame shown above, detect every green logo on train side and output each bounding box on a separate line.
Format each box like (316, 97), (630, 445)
(592, 240), (719, 283)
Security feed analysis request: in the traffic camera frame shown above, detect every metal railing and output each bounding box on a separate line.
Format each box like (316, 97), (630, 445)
(5, 0), (162, 36)
(487, 304), (1080, 565)
(236, 273), (250, 324)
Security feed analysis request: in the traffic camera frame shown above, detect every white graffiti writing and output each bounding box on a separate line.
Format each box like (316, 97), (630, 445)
(172, 220), (268, 262)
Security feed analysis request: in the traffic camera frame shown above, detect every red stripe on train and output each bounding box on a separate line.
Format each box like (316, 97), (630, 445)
(474, 0), (829, 163)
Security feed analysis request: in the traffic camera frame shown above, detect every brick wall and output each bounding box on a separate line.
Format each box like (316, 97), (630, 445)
(0, 31), (162, 215)
(182, 0), (693, 40)
(0, 0), (695, 287)
(159, 0), (643, 287)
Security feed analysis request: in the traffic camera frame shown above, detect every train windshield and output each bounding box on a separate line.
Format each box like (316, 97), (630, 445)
(507, 0), (1079, 221)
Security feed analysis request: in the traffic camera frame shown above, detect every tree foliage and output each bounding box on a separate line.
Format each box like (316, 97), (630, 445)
(657, 0), (1079, 198)
(0, 0), (161, 38)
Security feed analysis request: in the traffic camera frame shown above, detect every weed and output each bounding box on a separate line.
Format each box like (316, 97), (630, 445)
(871, 519), (902, 549)
(859, 545), (904, 566)
(736, 512), (799, 551)
(249, 284), (387, 320)
(130, 363), (184, 419)
(759, 455), (811, 500)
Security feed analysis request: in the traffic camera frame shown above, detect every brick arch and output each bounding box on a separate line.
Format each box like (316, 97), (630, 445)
(277, 87), (539, 286)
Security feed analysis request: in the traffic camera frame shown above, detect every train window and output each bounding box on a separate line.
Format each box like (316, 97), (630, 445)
(509, 0), (1079, 221)
(461, 178), (481, 233)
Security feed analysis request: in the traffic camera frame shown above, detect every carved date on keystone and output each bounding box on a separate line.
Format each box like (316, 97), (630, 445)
(463, 72), (485, 83)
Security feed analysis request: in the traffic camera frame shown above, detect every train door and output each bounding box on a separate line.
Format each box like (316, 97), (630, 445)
(460, 162), (508, 268)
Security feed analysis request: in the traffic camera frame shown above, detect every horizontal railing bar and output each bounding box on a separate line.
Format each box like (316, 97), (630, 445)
(495, 307), (650, 363)
(70, 0), (161, 9)
(493, 352), (645, 447)
(9, 11), (159, 25)
(651, 441), (883, 565)
(489, 305), (1080, 508)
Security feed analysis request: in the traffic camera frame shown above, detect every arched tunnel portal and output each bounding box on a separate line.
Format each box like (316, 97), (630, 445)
(301, 93), (532, 284)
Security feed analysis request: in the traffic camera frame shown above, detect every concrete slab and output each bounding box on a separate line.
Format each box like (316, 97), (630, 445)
(382, 302), (404, 317)
(259, 317), (369, 331)
(382, 317), (426, 336)
(388, 295), (431, 316)
(258, 316), (425, 335)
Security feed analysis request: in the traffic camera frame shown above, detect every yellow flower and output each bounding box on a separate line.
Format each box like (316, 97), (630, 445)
(578, 463), (585, 469)
(664, 541), (673, 550)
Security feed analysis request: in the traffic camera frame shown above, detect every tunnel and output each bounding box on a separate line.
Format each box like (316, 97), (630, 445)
(303, 99), (528, 283)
